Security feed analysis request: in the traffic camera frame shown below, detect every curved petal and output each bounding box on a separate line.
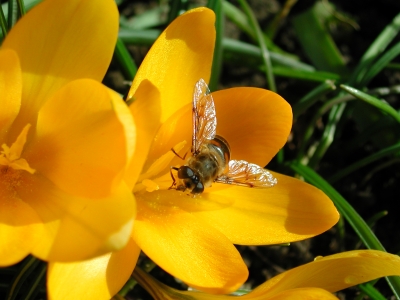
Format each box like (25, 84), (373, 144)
(128, 7), (215, 124)
(125, 80), (162, 190)
(213, 88), (292, 166)
(145, 87), (292, 171)
(133, 193), (248, 294)
(247, 250), (400, 298)
(0, 185), (42, 266)
(16, 173), (135, 262)
(192, 172), (339, 245)
(0, 49), (21, 140)
(263, 288), (338, 300)
(26, 79), (135, 199)
(48, 238), (140, 300)
(3, 0), (118, 128)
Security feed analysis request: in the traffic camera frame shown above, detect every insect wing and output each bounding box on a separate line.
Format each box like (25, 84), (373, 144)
(192, 79), (217, 155)
(215, 160), (277, 188)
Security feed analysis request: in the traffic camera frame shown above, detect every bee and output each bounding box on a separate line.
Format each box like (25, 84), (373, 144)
(170, 79), (277, 195)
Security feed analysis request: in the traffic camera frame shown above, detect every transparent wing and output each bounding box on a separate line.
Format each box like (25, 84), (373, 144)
(215, 160), (277, 188)
(192, 79), (217, 155)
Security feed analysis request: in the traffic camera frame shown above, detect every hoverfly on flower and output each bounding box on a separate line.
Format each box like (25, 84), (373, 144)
(170, 79), (277, 195)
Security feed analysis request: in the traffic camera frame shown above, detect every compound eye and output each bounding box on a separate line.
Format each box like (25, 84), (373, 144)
(191, 182), (204, 194)
(177, 166), (195, 179)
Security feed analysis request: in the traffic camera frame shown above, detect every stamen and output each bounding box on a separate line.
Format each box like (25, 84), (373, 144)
(0, 124), (35, 174)
(142, 179), (159, 192)
(138, 140), (186, 182)
(133, 141), (187, 193)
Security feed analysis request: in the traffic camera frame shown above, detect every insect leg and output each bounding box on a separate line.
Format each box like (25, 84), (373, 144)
(168, 167), (179, 190)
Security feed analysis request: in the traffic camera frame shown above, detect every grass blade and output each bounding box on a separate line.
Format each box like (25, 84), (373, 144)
(329, 142), (400, 183)
(340, 84), (400, 123)
(237, 0), (276, 91)
(207, 0), (224, 91)
(114, 37), (137, 80)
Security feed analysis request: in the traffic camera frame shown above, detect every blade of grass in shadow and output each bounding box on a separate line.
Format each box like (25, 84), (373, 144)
(293, 80), (337, 117)
(288, 161), (400, 298)
(307, 103), (346, 169)
(223, 0), (297, 59)
(329, 141), (400, 183)
(223, 39), (340, 81)
(265, 0), (297, 39)
(16, 0), (25, 16)
(115, 38), (137, 80)
(167, 0), (184, 24)
(237, 0), (276, 91)
(340, 84), (400, 123)
(361, 41), (400, 86)
(119, 29), (160, 45)
(358, 283), (387, 300)
(7, 0), (17, 30)
(349, 12), (400, 87)
(292, 1), (347, 75)
(207, 0), (223, 91)
(0, 3), (7, 36)
(223, 38), (314, 71)
(120, 6), (167, 30)
(266, 66), (340, 82)
(0, 0), (41, 39)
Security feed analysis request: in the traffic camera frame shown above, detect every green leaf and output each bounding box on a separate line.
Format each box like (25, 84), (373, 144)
(120, 6), (167, 30)
(340, 84), (400, 123)
(222, 38), (315, 71)
(114, 38), (137, 81)
(361, 41), (400, 86)
(349, 12), (400, 87)
(293, 80), (337, 117)
(358, 283), (387, 300)
(207, 0), (224, 92)
(118, 29), (160, 45)
(329, 142), (400, 183)
(237, 0), (276, 91)
(292, 1), (347, 75)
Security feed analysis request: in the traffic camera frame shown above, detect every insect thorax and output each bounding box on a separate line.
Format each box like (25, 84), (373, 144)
(187, 136), (231, 188)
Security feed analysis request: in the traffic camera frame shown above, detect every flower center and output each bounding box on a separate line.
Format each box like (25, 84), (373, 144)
(134, 141), (187, 193)
(0, 124), (35, 174)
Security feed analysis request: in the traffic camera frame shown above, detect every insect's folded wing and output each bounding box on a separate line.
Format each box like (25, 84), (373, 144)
(215, 160), (277, 188)
(193, 79), (216, 154)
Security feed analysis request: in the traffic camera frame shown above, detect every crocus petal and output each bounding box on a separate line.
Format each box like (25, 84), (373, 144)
(0, 192), (42, 266)
(259, 288), (339, 300)
(133, 192), (248, 294)
(26, 79), (135, 199)
(128, 7), (215, 124)
(213, 88), (292, 166)
(0, 49), (21, 139)
(16, 174), (135, 262)
(192, 172), (339, 245)
(2, 0), (118, 129)
(144, 87), (292, 169)
(125, 80), (161, 190)
(246, 250), (400, 298)
(48, 238), (140, 300)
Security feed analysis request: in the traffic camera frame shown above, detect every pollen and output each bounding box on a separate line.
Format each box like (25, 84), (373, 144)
(0, 124), (35, 174)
